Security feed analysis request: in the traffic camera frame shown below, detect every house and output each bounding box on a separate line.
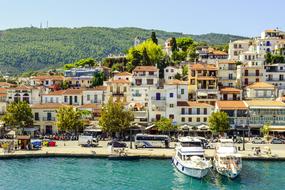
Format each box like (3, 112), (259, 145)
(188, 63), (218, 105)
(64, 68), (101, 87)
(245, 82), (276, 100)
(7, 85), (34, 104)
(197, 47), (228, 64)
(218, 60), (238, 87)
(132, 66), (159, 86)
(0, 82), (16, 88)
(78, 104), (102, 121)
(237, 63), (265, 87)
(219, 87), (242, 100)
(82, 86), (106, 105)
(0, 88), (7, 115)
(164, 66), (182, 81)
(228, 40), (251, 60)
(114, 72), (132, 81)
(265, 63), (285, 92)
(178, 101), (214, 126)
(31, 103), (67, 134)
(30, 75), (64, 87)
(105, 79), (130, 103)
(216, 101), (248, 129)
(245, 100), (285, 135)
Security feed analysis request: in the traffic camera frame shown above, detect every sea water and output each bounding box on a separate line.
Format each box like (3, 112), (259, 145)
(0, 158), (284, 190)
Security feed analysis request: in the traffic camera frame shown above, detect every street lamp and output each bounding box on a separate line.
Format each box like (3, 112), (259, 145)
(242, 124), (245, 151)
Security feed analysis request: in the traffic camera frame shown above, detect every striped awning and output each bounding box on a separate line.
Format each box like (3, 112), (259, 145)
(269, 126), (285, 132)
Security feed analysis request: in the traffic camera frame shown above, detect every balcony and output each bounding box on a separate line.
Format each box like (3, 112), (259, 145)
(112, 92), (124, 96)
(151, 96), (166, 101)
(218, 77), (237, 81)
(42, 117), (56, 121)
(132, 93), (142, 97)
(243, 73), (263, 77)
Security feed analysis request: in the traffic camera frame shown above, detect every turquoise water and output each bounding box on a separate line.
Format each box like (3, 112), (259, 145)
(0, 158), (284, 190)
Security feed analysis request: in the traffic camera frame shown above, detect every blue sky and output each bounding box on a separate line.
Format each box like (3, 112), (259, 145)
(0, 0), (284, 36)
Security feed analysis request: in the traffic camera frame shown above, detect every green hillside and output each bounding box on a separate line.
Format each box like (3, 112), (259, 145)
(0, 27), (246, 75)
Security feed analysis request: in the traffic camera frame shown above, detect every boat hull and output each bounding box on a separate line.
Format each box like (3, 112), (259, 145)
(172, 157), (210, 179)
(214, 160), (241, 179)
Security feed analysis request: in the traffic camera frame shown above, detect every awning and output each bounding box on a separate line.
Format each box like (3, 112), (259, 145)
(197, 92), (207, 96)
(145, 124), (155, 130)
(23, 127), (39, 132)
(196, 124), (209, 131)
(269, 126), (285, 132)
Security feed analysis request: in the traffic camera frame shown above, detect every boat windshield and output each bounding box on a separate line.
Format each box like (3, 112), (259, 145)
(181, 142), (202, 147)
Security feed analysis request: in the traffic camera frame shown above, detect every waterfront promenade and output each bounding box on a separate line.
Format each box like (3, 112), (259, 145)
(1, 141), (285, 160)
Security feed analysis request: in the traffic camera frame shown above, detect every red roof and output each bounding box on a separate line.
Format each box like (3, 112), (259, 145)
(133, 66), (158, 72)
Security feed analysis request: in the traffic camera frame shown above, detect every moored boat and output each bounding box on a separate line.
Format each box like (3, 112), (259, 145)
(214, 139), (242, 179)
(172, 137), (212, 179)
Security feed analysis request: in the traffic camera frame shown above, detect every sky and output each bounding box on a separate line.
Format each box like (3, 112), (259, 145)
(0, 0), (285, 37)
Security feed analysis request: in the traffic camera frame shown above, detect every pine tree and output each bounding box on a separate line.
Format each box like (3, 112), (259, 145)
(151, 32), (158, 45)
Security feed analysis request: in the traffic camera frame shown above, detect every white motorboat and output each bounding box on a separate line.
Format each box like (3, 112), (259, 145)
(214, 139), (242, 179)
(172, 137), (212, 179)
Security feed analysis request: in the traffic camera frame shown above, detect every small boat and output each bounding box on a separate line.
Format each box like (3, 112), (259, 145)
(108, 155), (140, 160)
(214, 139), (242, 179)
(172, 137), (212, 179)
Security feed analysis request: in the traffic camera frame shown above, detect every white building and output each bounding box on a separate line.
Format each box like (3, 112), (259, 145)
(164, 66), (182, 81)
(217, 60), (238, 88)
(244, 82), (276, 100)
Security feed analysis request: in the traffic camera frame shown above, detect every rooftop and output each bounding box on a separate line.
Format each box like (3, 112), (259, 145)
(165, 79), (188, 85)
(115, 72), (132, 76)
(220, 87), (241, 94)
(133, 66), (158, 72)
(190, 63), (217, 71)
(247, 82), (275, 89)
(216, 101), (247, 110)
(177, 101), (212, 107)
(245, 100), (285, 108)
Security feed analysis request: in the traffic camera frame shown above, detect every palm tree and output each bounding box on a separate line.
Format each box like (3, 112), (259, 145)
(260, 123), (270, 143)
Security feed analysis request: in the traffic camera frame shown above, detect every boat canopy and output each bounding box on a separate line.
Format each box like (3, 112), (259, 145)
(178, 147), (204, 155)
(217, 146), (237, 154)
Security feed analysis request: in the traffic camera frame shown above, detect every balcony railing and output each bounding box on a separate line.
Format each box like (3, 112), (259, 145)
(42, 117), (56, 121)
(132, 93), (142, 97)
(151, 97), (166, 101)
(112, 92), (124, 96)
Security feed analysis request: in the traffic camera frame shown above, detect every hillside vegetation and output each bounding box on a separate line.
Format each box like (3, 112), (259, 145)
(0, 27), (246, 75)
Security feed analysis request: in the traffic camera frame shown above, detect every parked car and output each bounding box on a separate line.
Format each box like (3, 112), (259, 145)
(271, 138), (284, 144)
(107, 140), (127, 148)
(251, 137), (265, 144)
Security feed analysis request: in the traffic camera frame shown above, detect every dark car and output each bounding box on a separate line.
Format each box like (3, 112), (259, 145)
(107, 140), (127, 148)
(271, 138), (284, 144)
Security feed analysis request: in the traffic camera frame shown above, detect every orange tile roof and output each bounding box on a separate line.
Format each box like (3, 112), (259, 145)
(165, 79), (188, 85)
(0, 94), (6, 97)
(216, 101), (247, 110)
(32, 76), (64, 81)
(63, 88), (83, 95)
(0, 82), (16, 87)
(44, 90), (66, 96)
(0, 88), (7, 93)
(12, 85), (32, 90)
(218, 60), (237, 65)
(115, 72), (132, 76)
(247, 82), (275, 89)
(220, 87), (241, 94)
(133, 66), (158, 72)
(79, 104), (101, 109)
(84, 86), (107, 91)
(31, 103), (67, 109)
(177, 101), (212, 107)
(245, 100), (285, 107)
(211, 50), (228, 56)
(190, 63), (217, 71)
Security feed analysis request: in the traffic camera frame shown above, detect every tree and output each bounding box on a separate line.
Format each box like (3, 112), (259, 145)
(260, 123), (271, 142)
(187, 45), (198, 62)
(2, 101), (33, 130)
(99, 100), (134, 134)
(56, 106), (84, 135)
(60, 80), (69, 90)
(126, 39), (165, 68)
(174, 73), (182, 80)
(126, 48), (142, 71)
(170, 37), (178, 52)
(75, 58), (96, 67)
(176, 37), (194, 51)
(142, 47), (151, 65)
(209, 111), (230, 135)
(171, 50), (187, 63)
(92, 71), (104, 87)
(64, 63), (75, 70)
(151, 32), (158, 45)
(182, 65), (188, 77)
(155, 117), (177, 134)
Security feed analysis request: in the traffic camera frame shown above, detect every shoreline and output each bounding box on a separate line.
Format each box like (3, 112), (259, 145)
(1, 152), (285, 161)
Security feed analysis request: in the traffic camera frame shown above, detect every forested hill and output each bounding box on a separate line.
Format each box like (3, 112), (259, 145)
(0, 27), (246, 75)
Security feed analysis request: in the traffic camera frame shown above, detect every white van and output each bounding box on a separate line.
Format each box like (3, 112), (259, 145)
(78, 135), (98, 147)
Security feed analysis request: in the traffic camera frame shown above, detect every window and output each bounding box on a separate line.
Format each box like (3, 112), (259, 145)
(64, 96), (68, 102)
(204, 117), (207, 122)
(197, 108), (200, 115)
(245, 70), (248, 76)
(256, 78), (259, 82)
(188, 117), (192, 122)
(94, 95), (98, 103)
(256, 70), (259, 76)
(229, 73), (233, 80)
(45, 97), (48, 103)
(147, 79), (153, 85)
(280, 75), (284, 81)
(50, 97), (53, 103)
(188, 108), (192, 114)
(56, 97), (59, 103)
(170, 93), (174, 98)
(87, 94), (90, 101)
(171, 69), (174, 73)
(149, 71), (154, 75)
(244, 78), (248, 85)
(181, 117), (185, 122)
(197, 118), (200, 122)
(35, 113), (39, 121)
(181, 108), (185, 114)
(181, 89), (184, 94)
(74, 96), (78, 103)
(170, 104), (174, 108)
(124, 86), (127, 92)
(204, 108), (207, 114)
(166, 69), (169, 72)
(169, 114), (174, 119)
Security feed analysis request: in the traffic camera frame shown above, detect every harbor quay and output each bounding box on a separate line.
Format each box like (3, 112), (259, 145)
(1, 140), (285, 160)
